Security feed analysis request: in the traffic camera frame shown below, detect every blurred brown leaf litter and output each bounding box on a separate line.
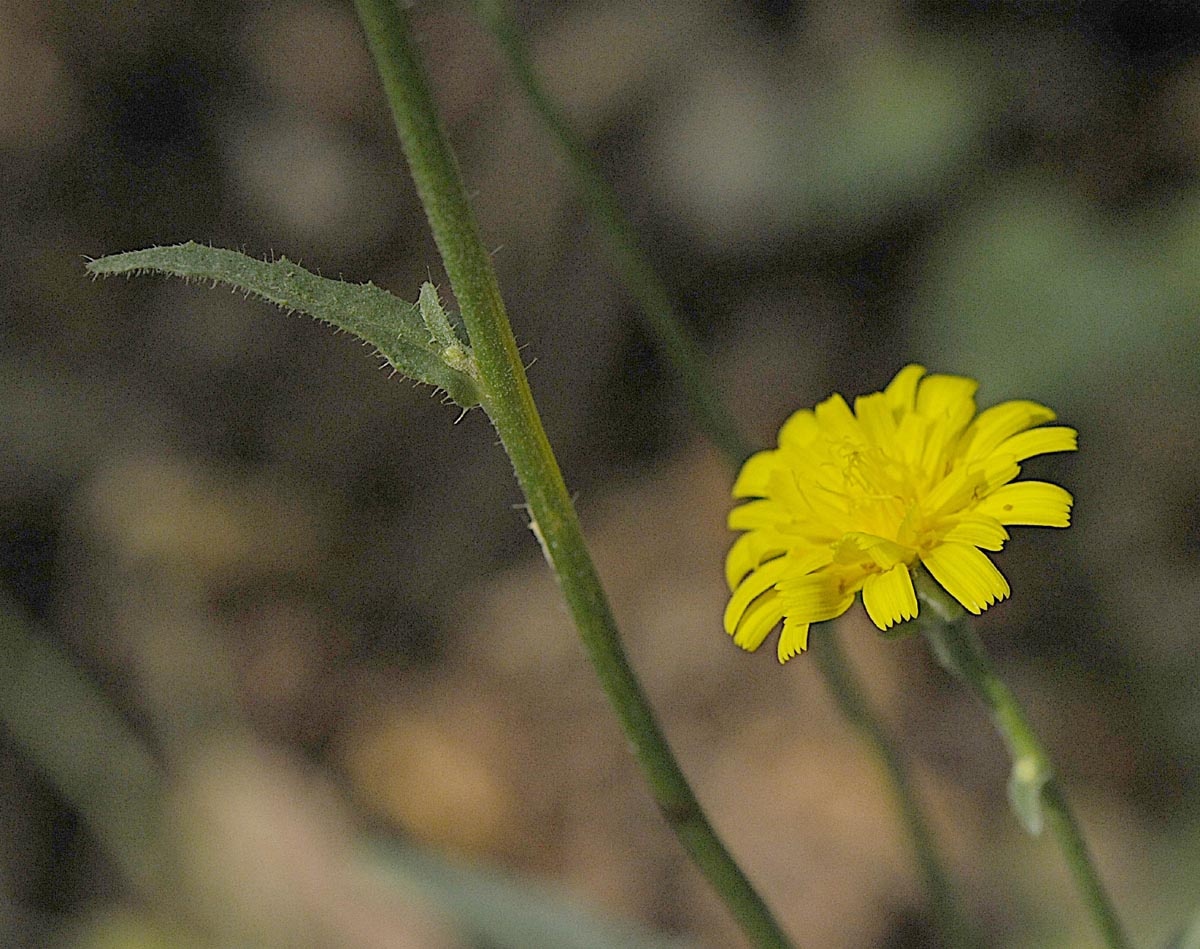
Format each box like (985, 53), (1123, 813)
(4, 0), (1200, 946)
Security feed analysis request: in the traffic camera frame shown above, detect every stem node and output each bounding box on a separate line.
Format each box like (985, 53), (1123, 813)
(353, 2), (792, 944)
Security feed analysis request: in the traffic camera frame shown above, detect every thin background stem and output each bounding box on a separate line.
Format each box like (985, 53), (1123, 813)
(813, 635), (978, 947)
(0, 594), (164, 899)
(471, 0), (750, 467)
(470, 1), (974, 944)
(352, 1), (793, 945)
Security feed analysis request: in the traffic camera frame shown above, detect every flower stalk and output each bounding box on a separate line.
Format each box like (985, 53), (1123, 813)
(352, 1), (792, 945)
(470, 3), (972, 943)
(914, 569), (1132, 949)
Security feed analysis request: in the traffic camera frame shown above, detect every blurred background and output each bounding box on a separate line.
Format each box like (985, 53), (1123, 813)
(3, 0), (1200, 946)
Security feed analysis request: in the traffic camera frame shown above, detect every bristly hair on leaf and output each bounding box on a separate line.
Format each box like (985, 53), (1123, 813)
(87, 242), (481, 408)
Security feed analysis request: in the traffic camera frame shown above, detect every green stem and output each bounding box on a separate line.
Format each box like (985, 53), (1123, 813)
(914, 570), (1132, 949)
(470, 2), (970, 944)
(470, 0), (750, 467)
(0, 593), (165, 899)
(352, 2), (793, 946)
(1175, 902), (1200, 949)
(813, 629), (981, 948)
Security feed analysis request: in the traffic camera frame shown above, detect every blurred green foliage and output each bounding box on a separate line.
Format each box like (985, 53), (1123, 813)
(920, 173), (1200, 404)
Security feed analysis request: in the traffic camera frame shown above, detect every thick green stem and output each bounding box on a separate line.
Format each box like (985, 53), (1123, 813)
(352, 2), (793, 945)
(471, 2), (970, 943)
(914, 570), (1132, 949)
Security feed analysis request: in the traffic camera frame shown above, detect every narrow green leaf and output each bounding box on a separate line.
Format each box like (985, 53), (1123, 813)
(417, 280), (477, 381)
(0, 593), (165, 896)
(364, 840), (698, 949)
(418, 281), (460, 350)
(87, 242), (481, 407)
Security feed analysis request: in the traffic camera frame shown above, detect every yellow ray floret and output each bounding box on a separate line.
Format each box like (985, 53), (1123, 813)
(862, 563), (919, 630)
(724, 365), (1076, 662)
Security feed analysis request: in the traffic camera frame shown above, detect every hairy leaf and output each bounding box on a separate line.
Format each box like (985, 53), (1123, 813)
(87, 242), (481, 407)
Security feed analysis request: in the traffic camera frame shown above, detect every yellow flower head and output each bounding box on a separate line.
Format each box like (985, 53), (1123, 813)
(725, 365), (1077, 663)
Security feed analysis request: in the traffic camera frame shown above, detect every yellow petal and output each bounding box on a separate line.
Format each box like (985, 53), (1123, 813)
(777, 573), (857, 624)
(915, 374), (978, 427)
(913, 375), (978, 475)
(923, 465), (984, 516)
(975, 481), (1073, 527)
(730, 590), (786, 652)
(767, 449), (819, 510)
(884, 364), (926, 418)
(977, 455), (1022, 494)
(732, 450), (779, 498)
(814, 393), (861, 442)
(725, 531), (785, 589)
(862, 564), (918, 630)
(778, 547), (838, 581)
(919, 425), (958, 481)
(728, 500), (780, 531)
(958, 400), (1056, 463)
(920, 543), (1010, 615)
(831, 534), (872, 565)
(835, 532), (911, 570)
(778, 408), (819, 449)
(895, 409), (931, 468)
(724, 558), (789, 634)
(940, 513), (1009, 551)
(853, 391), (897, 446)
(994, 426), (1077, 463)
(777, 616), (810, 663)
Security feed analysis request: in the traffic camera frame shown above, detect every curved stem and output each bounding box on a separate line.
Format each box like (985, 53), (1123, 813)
(914, 570), (1132, 949)
(470, 2), (971, 944)
(352, 2), (793, 946)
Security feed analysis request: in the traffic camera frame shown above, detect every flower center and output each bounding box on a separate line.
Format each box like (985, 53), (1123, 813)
(829, 440), (933, 556)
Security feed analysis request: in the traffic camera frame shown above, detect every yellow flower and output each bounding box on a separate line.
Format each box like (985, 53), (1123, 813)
(725, 365), (1077, 663)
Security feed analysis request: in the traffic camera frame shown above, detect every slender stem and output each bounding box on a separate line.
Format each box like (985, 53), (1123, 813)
(470, 0), (750, 467)
(813, 630), (981, 948)
(914, 570), (1132, 949)
(0, 593), (165, 899)
(352, 3), (793, 946)
(1176, 902), (1200, 949)
(470, 2), (972, 944)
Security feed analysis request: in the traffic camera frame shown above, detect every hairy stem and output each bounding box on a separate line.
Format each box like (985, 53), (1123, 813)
(472, 2), (971, 943)
(352, 2), (793, 945)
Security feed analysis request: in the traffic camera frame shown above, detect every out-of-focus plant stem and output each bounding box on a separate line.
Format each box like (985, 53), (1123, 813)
(472, 0), (751, 467)
(813, 634), (979, 947)
(352, 2), (794, 945)
(471, 2), (975, 945)
(0, 593), (164, 898)
(915, 569), (1132, 949)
